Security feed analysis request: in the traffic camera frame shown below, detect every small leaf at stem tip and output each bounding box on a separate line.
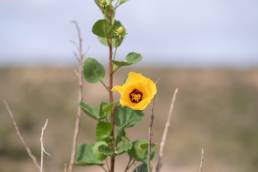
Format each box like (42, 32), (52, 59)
(95, 0), (109, 9)
(80, 101), (100, 120)
(83, 58), (105, 83)
(126, 52), (142, 64)
(112, 52), (142, 72)
(119, 0), (129, 5)
(96, 121), (112, 141)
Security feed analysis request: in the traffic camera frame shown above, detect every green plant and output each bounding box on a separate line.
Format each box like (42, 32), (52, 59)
(3, 1), (180, 172)
(74, 0), (158, 172)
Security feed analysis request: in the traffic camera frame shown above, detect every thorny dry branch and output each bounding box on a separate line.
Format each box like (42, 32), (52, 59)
(67, 20), (85, 172)
(40, 119), (50, 172)
(147, 96), (157, 172)
(198, 148), (205, 172)
(155, 88), (179, 172)
(3, 100), (41, 171)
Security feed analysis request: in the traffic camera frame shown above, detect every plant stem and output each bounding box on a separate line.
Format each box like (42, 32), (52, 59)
(108, 39), (115, 172)
(68, 21), (84, 172)
(148, 97), (157, 172)
(124, 158), (135, 172)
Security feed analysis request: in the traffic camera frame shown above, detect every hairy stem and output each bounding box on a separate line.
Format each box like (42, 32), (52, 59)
(108, 38), (116, 172)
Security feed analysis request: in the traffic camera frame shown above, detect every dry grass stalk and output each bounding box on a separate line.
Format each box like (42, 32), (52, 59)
(67, 20), (85, 172)
(3, 100), (41, 171)
(64, 164), (68, 172)
(40, 119), (50, 172)
(155, 88), (179, 172)
(198, 148), (205, 172)
(147, 96), (157, 172)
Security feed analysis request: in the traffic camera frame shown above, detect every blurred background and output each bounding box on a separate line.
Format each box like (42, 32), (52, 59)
(0, 0), (258, 172)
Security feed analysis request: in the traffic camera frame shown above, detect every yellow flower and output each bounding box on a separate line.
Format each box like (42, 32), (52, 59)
(98, 0), (107, 8)
(112, 72), (157, 110)
(114, 26), (125, 38)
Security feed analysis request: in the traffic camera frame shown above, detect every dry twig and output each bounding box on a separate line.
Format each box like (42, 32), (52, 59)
(155, 88), (179, 172)
(40, 119), (50, 172)
(67, 20), (85, 172)
(198, 148), (205, 172)
(3, 100), (40, 171)
(147, 96), (157, 172)
(64, 164), (68, 172)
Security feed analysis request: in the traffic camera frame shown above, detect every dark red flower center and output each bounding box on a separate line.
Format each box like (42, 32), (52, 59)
(129, 89), (143, 103)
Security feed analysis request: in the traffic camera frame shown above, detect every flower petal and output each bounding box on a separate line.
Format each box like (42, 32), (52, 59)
(146, 78), (157, 97)
(113, 72), (157, 110)
(112, 85), (124, 95)
(125, 72), (147, 85)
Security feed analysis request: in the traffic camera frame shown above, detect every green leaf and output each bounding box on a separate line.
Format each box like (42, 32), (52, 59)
(75, 144), (103, 166)
(133, 163), (148, 172)
(80, 101), (100, 120)
(112, 60), (130, 72)
(129, 139), (157, 162)
(112, 52), (142, 72)
(99, 102), (112, 119)
(95, 0), (108, 8)
(94, 0), (115, 19)
(126, 52), (142, 64)
(92, 141), (108, 160)
(96, 122), (112, 141)
(112, 60), (131, 67)
(111, 21), (126, 38)
(116, 127), (126, 140)
(98, 143), (113, 156)
(115, 136), (132, 155)
(92, 19), (112, 38)
(97, 20), (125, 47)
(93, 20), (125, 39)
(103, 4), (115, 20)
(115, 106), (144, 128)
(119, 0), (128, 5)
(83, 58), (105, 83)
(98, 36), (124, 48)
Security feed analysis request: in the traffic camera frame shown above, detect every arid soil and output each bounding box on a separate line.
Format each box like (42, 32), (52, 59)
(0, 67), (258, 172)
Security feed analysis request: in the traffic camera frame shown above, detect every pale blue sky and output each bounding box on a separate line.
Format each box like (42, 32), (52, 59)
(1, 0), (258, 67)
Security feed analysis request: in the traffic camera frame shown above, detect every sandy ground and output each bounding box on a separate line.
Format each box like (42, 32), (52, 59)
(0, 67), (258, 172)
